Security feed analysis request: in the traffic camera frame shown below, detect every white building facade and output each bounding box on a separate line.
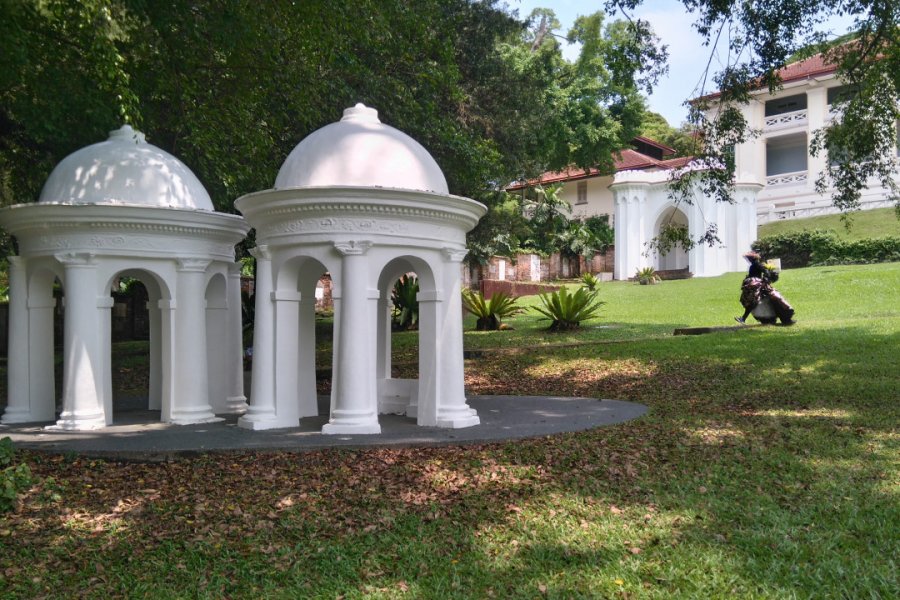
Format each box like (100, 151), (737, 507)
(705, 56), (899, 224)
(510, 139), (760, 280)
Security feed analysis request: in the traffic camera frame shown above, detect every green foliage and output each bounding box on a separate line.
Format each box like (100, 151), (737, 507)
(665, 0), (900, 216)
(638, 111), (699, 157)
(635, 266), (661, 285)
(391, 275), (419, 330)
(753, 230), (900, 268)
(532, 286), (604, 331)
(580, 272), (601, 291)
(461, 289), (523, 331)
(1, 437), (32, 513)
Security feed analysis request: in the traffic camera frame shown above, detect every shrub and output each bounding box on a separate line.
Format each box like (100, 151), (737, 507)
(580, 272), (601, 291)
(1, 437), (32, 513)
(754, 230), (900, 267)
(461, 289), (523, 331)
(753, 230), (840, 268)
(533, 287), (604, 331)
(392, 275), (419, 330)
(635, 266), (660, 285)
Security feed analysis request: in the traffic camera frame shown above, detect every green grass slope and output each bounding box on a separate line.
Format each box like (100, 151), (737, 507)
(758, 207), (900, 241)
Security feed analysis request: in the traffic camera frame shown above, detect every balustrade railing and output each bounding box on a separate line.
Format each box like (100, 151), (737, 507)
(765, 170), (808, 187)
(764, 109), (808, 131)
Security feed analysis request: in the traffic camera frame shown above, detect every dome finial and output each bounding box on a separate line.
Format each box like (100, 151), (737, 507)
(341, 104), (380, 124)
(109, 124), (146, 144)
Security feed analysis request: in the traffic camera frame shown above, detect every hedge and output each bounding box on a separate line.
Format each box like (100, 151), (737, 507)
(753, 230), (900, 268)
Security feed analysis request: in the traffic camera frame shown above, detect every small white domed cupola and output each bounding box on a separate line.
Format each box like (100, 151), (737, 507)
(274, 104), (449, 194)
(39, 124), (214, 211)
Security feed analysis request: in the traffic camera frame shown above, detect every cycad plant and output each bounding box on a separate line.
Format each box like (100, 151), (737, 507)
(635, 266), (661, 285)
(533, 286), (604, 332)
(461, 289), (523, 331)
(392, 275), (419, 330)
(580, 272), (601, 291)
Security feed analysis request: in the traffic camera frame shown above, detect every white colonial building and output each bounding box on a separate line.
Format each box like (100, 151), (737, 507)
(508, 137), (760, 280)
(705, 54), (899, 224)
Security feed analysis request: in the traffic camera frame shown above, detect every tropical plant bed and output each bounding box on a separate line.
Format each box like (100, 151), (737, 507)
(1, 263), (898, 598)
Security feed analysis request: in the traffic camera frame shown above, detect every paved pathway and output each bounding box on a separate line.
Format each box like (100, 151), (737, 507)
(0, 395), (647, 460)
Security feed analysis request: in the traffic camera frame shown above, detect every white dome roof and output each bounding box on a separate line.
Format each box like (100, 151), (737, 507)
(39, 125), (214, 211)
(274, 104), (449, 194)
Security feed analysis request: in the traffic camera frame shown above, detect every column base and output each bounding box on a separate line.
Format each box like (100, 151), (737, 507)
(321, 408), (381, 435)
(223, 396), (249, 414)
(436, 404), (480, 429)
(49, 411), (106, 431)
(2, 406), (52, 425)
(237, 414), (299, 430)
(168, 406), (222, 426)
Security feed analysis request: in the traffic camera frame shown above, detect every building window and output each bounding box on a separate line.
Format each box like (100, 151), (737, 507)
(765, 93), (807, 116)
(576, 181), (587, 205)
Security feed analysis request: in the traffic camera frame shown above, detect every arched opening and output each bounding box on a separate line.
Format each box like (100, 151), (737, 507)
(654, 206), (690, 272)
(376, 256), (436, 419)
(104, 269), (167, 424)
(271, 256), (333, 421)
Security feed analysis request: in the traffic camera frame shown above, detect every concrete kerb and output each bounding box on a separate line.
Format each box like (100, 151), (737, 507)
(1, 395), (648, 461)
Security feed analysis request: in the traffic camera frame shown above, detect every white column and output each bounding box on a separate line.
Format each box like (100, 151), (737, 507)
(157, 299), (176, 421)
(148, 297), (162, 410)
(806, 87), (828, 193)
(205, 288), (229, 413)
(54, 253), (105, 430)
(29, 292), (57, 422)
(238, 246), (278, 429)
(272, 289), (302, 427)
(323, 240), (380, 434)
(297, 295), (319, 417)
(97, 296), (114, 425)
(2, 257), (49, 423)
(613, 192), (627, 280)
(169, 258), (219, 424)
(225, 262), (248, 413)
(434, 248), (479, 428)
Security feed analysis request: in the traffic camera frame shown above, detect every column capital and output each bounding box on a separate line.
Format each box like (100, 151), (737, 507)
(228, 261), (243, 277)
(334, 240), (372, 256)
(8, 255), (25, 269)
(55, 252), (97, 267)
(442, 247), (468, 263)
(176, 258), (211, 273)
(249, 245), (271, 261)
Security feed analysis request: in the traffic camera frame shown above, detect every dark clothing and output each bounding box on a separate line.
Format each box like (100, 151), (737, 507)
(747, 261), (764, 279)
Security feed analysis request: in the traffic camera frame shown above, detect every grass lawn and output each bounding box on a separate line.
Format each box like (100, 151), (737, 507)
(2, 263), (898, 598)
(758, 206), (900, 241)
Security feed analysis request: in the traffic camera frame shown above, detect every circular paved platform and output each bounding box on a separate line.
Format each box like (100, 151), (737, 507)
(0, 396), (647, 460)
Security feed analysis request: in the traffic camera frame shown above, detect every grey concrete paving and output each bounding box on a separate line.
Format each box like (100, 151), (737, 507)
(0, 395), (647, 460)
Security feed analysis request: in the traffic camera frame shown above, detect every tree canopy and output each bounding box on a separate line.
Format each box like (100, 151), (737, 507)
(606, 0), (898, 217)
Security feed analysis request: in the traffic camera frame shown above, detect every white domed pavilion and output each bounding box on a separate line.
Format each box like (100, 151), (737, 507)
(237, 104), (486, 433)
(0, 125), (249, 429)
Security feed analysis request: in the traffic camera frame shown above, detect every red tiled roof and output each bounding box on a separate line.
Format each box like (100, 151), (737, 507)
(657, 156), (694, 169)
(695, 53), (840, 102)
(632, 136), (676, 156)
(506, 143), (693, 190)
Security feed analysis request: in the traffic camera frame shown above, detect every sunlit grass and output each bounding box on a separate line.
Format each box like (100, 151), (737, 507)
(3, 262), (899, 598)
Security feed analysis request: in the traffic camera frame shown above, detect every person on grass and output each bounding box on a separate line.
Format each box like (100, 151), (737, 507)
(735, 251), (795, 325)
